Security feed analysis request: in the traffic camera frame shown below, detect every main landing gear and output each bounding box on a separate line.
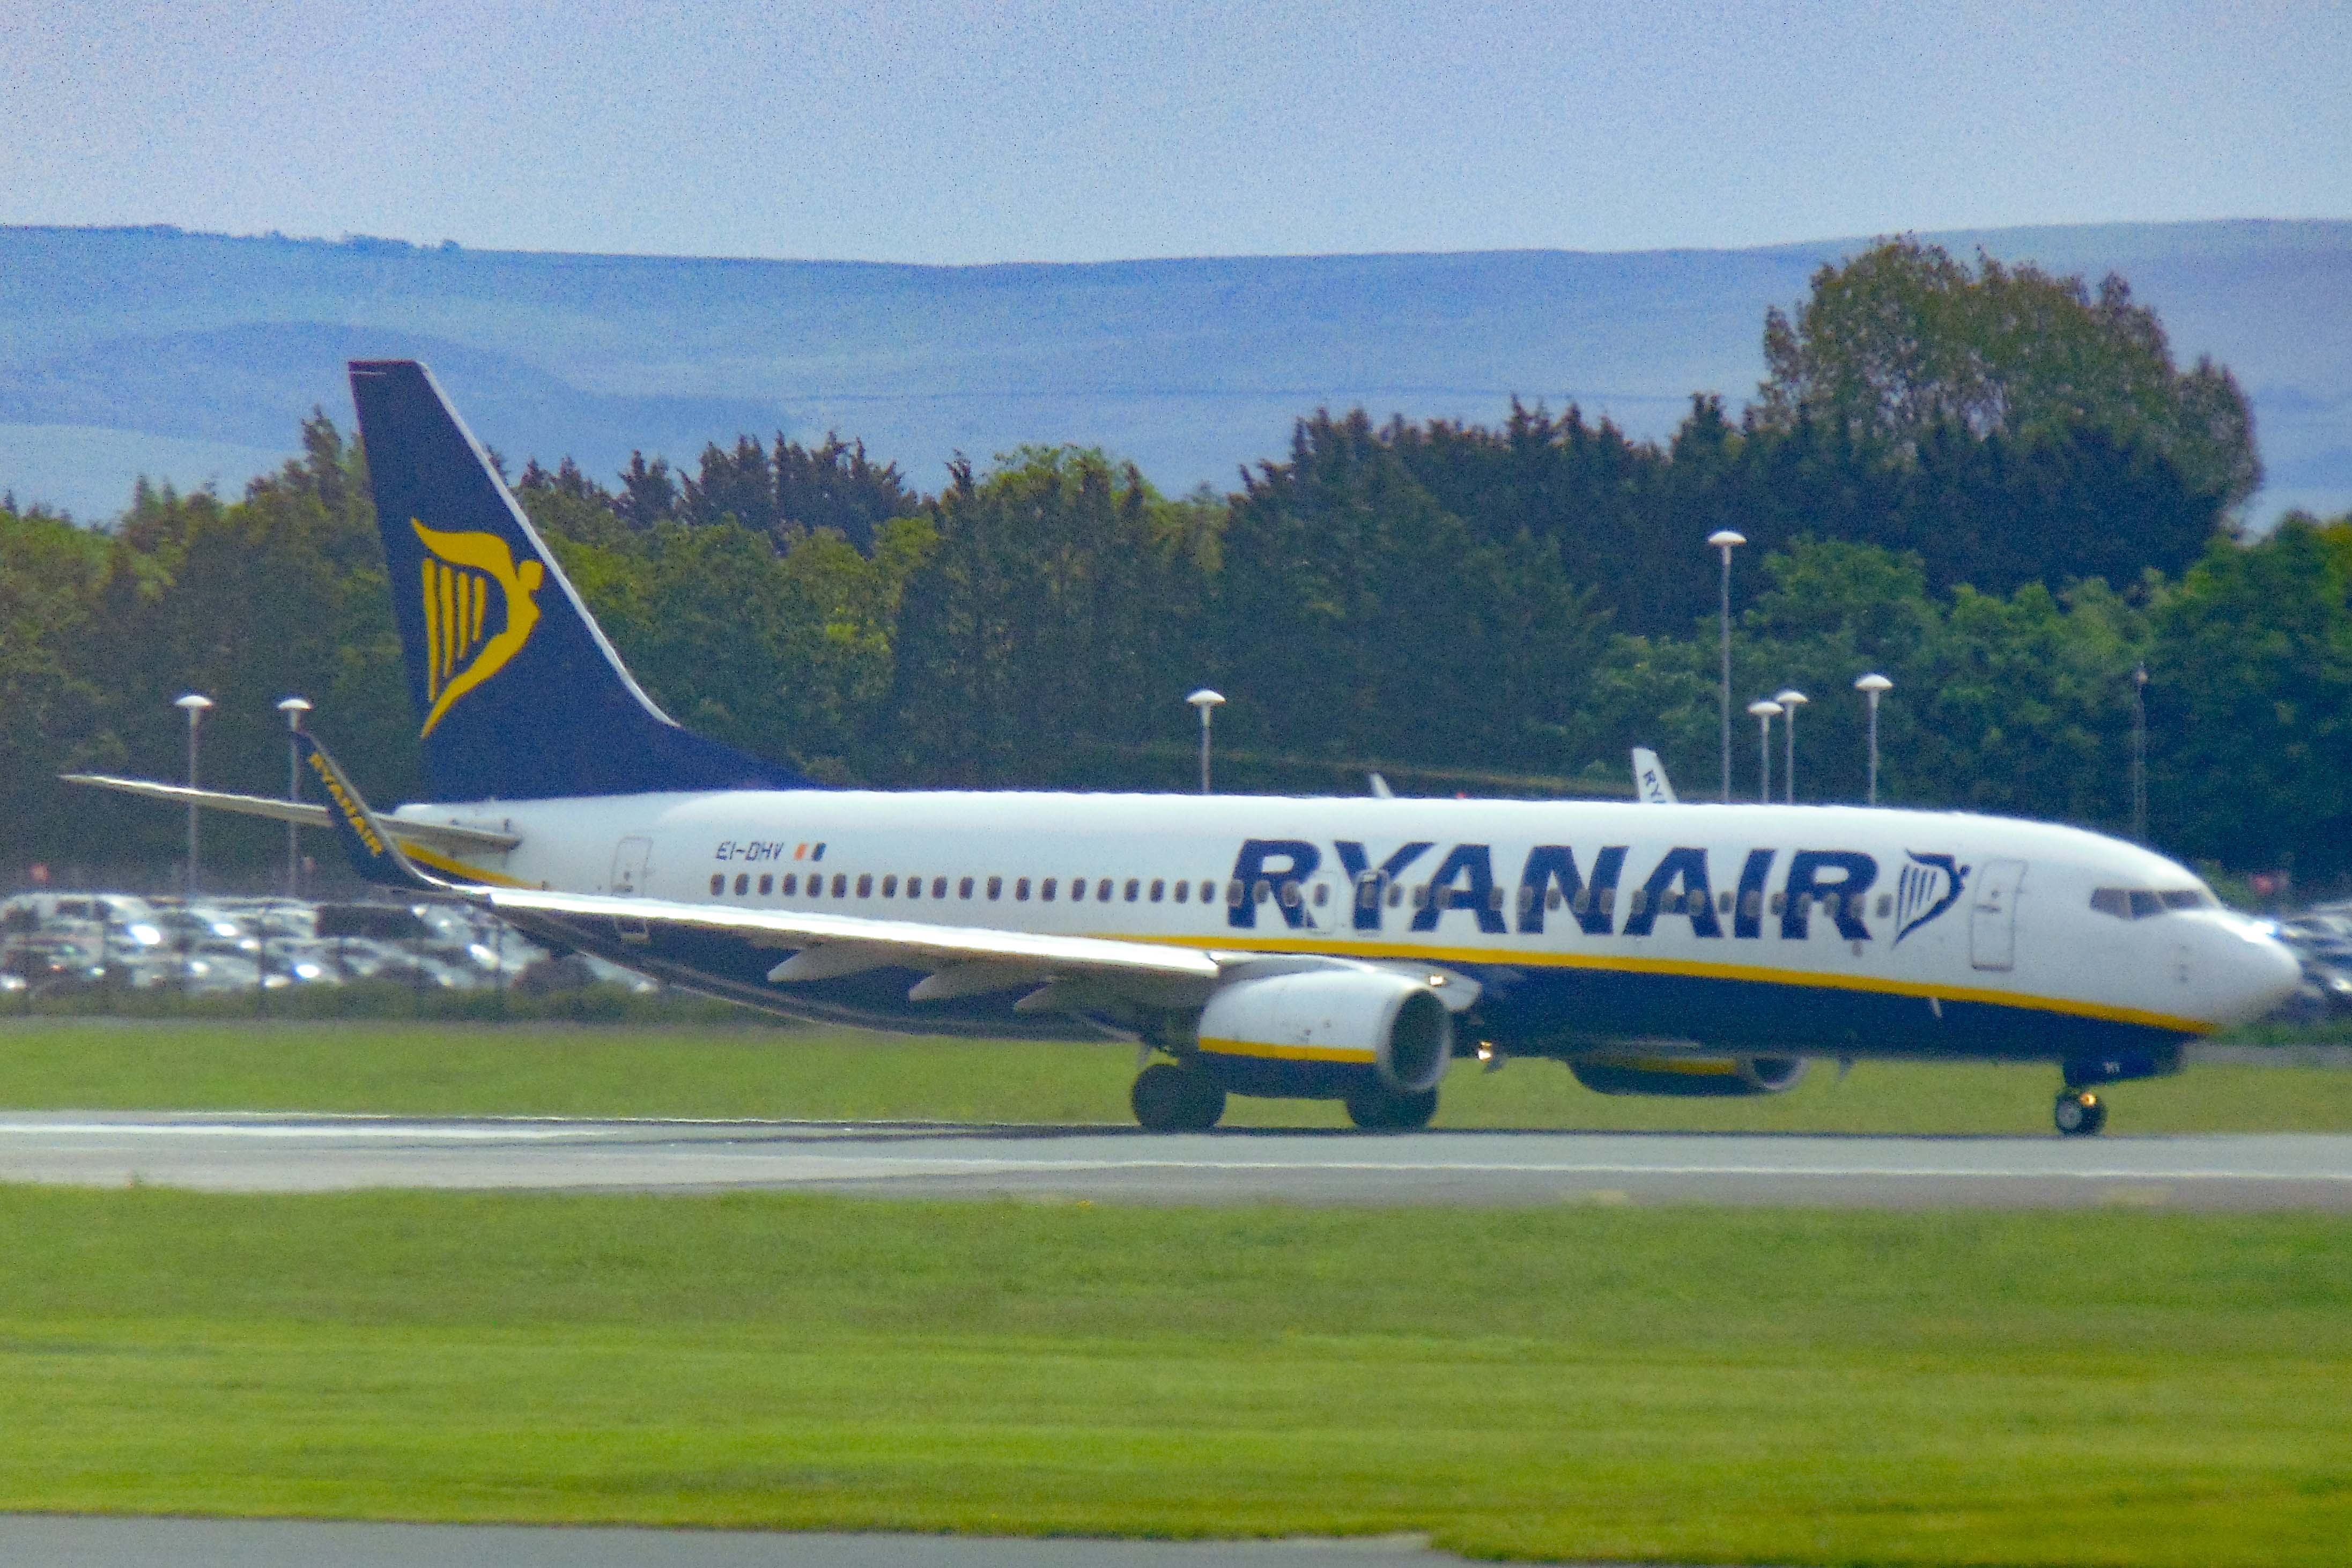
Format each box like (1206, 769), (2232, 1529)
(2053, 1089), (2107, 1137)
(1131, 1063), (1226, 1131)
(1344, 1082), (1439, 1131)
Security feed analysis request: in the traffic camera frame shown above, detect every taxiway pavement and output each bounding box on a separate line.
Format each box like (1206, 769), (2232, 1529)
(0, 1112), (2349, 1207)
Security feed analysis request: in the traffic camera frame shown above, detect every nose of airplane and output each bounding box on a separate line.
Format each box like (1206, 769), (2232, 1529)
(2209, 918), (2304, 1026)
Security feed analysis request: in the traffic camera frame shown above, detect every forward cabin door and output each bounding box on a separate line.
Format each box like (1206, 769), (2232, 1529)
(610, 837), (653, 943)
(1969, 859), (2026, 972)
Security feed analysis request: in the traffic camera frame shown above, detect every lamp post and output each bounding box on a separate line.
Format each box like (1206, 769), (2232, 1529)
(1708, 531), (1746, 803)
(1855, 674), (1892, 805)
(173, 694), (213, 895)
(2131, 663), (2148, 842)
(277, 697), (312, 896)
(1774, 689), (1808, 804)
(1186, 689), (1225, 795)
(1747, 699), (1781, 804)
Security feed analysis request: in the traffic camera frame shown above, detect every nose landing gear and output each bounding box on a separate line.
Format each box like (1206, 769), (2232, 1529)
(2053, 1089), (2107, 1137)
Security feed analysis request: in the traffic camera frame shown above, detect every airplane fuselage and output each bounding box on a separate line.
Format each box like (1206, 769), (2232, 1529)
(389, 789), (2293, 1069)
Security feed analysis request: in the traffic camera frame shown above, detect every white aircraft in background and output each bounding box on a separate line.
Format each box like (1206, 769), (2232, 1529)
(71, 361), (2302, 1136)
(1632, 748), (1677, 804)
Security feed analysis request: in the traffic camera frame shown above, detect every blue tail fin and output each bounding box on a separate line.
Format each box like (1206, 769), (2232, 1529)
(348, 359), (811, 801)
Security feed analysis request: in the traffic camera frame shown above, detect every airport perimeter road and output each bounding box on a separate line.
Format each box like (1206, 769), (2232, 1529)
(2, 1113), (2351, 1208)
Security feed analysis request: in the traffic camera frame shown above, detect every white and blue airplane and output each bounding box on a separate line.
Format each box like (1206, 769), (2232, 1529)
(71, 361), (2303, 1136)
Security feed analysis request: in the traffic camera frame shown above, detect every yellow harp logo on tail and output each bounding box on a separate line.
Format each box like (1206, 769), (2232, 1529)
(412, 520), (545, 737)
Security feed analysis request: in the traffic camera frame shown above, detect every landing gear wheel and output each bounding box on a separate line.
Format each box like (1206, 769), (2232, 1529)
(1131, 1063), (1226, 1131)
(2054, 1089), (2107, 1137)
(1344, 1083), (1440, 1131)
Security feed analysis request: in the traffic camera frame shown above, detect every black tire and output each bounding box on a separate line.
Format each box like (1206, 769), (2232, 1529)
(1131, 1063), (1225, 1131)
(2054, 1089), (2106, 1137)
(1344, 1083), (1439, 1131)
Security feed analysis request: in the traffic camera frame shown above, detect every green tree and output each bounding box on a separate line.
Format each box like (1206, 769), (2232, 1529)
(1758, 236), (2259, 511)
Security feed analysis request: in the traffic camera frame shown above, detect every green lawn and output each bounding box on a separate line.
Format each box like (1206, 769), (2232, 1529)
(0, 1187), (2346, 1565)
(2, 1017), (2350, 1133)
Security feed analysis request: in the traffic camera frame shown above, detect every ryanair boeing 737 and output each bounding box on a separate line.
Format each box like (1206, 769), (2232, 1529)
(71, 361), (2302, 1136)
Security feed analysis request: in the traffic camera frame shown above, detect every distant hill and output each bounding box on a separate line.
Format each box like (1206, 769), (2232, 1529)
(3, 220), (2345, 526)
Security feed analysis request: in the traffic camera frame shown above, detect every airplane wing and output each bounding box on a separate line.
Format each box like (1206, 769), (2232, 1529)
(61, 773), (521, 856)
(290, 731), (1222, 1005)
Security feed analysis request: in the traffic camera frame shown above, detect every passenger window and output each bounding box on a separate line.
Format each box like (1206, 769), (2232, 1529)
(1042, 878), (1057, 901)
(2129, 890), (2164, 919)
(832, 873), (847, 897)
(1229, 881), (1245, 907)
(1097, 878), (1113, 901)
(759, 874), (773, 896)
(1598, 889), (1615, 916)
(1255, 879), (1274, 905)
(1172, 880), (1188, 903)
(856, 874), (873, 898)
(1279, 882), (1300, 908)
(960, 876), (975, 899)
(1202, 881), (1217, 903)
(1486, 885), (1505, 912)
(1312, 883), (1329, 907)
(1571, 888), (1589, 914)
(906, 875), (921, 899)
(734, 874), (750, 896)
(1387, 883), (1404, 908)
(782, 873), (797, 895)
(709, 874), (724, 896)
(1742, 890), (1762, 919)
(881, 875), (898, 897)
(1411, 884), (1428, 909)
(1628, 889), (1648, 916)
(1719, 890), (1734, 914)
(1150, 879), (1165, 902)
(985, 876), (1000, 900)
(1769, 892), (1785, 915)
(1126, 878), (1141, 902)
(1876, 893), (1892, 918)
(1547, 887), (1564, 912)
(1015, 878), (1030, 900)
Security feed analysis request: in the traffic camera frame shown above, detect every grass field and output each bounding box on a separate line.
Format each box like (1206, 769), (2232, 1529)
(3, 1017), (2351, 1133)
(0, 1186), (2346, 1565)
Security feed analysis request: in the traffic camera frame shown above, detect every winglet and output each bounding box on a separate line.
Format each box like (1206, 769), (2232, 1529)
(297, 731), (448, 892)
(1631, 746), (1678, 804)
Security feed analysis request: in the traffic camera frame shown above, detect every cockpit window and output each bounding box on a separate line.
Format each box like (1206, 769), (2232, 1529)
(2091, 886), (2215, 920)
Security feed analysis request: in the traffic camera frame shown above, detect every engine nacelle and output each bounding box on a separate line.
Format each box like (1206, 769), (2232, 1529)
(1194, 968), (1453, 1099)
(1570, 1053), (1809, 1098)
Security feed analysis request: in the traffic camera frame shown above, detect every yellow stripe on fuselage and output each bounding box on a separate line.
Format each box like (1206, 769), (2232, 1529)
(396, 841), (531, 888)
(1133, 932), (2215, 1036)
(1198, 1036), (1378, 1064)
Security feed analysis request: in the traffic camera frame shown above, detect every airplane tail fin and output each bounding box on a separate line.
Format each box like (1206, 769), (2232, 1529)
(348, 359), (811, 801)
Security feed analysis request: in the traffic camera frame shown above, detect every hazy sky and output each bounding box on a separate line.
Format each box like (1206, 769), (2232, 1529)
(5, 0), (2346, 263)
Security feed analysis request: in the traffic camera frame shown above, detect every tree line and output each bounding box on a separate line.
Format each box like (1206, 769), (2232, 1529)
(7, 238), (2346, 887)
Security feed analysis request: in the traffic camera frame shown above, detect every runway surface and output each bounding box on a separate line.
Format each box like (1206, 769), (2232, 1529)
(0, 1518), (1468, 1567)
(2, 1112), (2351, 1207)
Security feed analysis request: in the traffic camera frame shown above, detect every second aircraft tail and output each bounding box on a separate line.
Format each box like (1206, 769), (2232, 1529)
(349, 359), (811, 802)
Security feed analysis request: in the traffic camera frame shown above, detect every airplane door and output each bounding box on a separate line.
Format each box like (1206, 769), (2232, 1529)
(1969, 859), (2026, 972)
(610, 837), (653, 942)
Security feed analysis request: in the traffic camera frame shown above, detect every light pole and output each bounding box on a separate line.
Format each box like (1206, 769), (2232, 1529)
(1774, 689), (1808, 803)
(174, 693), (213, 895)
(2131, 663), (2148, 842)
(1747, 699), (1781, 804)
(1186, 689), (1225, 795)
(1855, 673), (1892, 805)
(277, 697), (312, 896)
(1708, 531), (1746, 803)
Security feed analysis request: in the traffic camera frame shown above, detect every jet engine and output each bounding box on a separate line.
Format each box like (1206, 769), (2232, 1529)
(1192, 968), (1454, 1099)
(1570, 1053), (1809, 1098)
